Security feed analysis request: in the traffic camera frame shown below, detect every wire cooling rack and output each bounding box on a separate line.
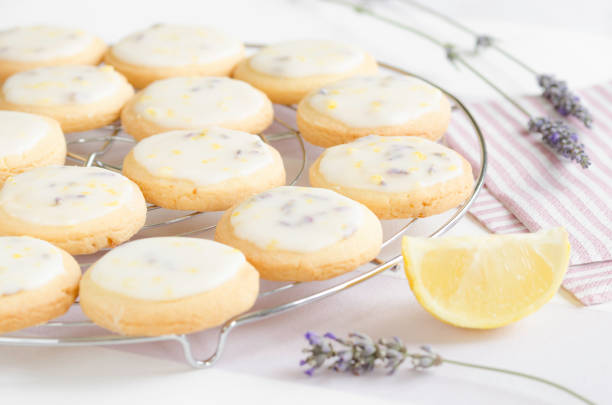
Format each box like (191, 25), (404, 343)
(0, 47), (487, 368)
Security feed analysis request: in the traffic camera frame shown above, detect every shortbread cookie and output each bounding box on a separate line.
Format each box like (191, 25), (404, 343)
(0, 25), (107, 82)
(121, 76), (273, 141)
(215, 186), (382, 281)
(0, 236), (80, 333)
(0, 166), (146, 255)
(0, 111), (66, 185)
(105, 24), (245, 89)
(122, 127), (285, 211)
(79, 237), (259, 336)
(297, 75), (451, 147)
(0, 65), (134, 132)
(309, 135), (473, 219)
(233, 40), (378, 104)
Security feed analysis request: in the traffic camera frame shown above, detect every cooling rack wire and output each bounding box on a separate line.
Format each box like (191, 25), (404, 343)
(0, 45), (488, 368)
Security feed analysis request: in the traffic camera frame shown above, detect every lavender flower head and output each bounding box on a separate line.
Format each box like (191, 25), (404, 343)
(528, 117), (591, 168)
(300, 331), (441, 376)
(537, 75), (593, 128)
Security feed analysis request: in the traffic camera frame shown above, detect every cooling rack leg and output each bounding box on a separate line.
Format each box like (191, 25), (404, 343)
(172, 320), (238, 369)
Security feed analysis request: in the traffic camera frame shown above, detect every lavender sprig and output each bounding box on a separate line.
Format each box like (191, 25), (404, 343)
(537, 75), (593, 128)
(301, 332), (594, 404)
(528, 118), (590, 168)
(324, 0), (592, 168)
(398, 0), (594, 128)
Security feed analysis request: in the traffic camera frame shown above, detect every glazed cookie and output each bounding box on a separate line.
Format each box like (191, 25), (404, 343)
(0, 25), (107, 82)
(309, 135), (474, 219)
(105, 24), (245, 89)
(121, 76), (273, 141)
(0, 166), (146, 255)
(122, 127), (285, 211)
(297, 75), (451, 147)
(233, 39), (378, 105)
(0, 236), (80, 333)
(215, 186), (382, 281)
(0, 65), (134, 133)
(79, 237), (259, 336)
(0, 111), (66, 185)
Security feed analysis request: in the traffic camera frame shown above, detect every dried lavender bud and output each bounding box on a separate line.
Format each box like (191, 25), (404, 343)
(301, 331), (441, 376)
(528, 117), (591, 168)
(537, 75), (593, 128)
(474, 35), (494, 51)
(279, 215), (314, 227)
(387, 168), (409, 175)
(280, 200), (295, 213)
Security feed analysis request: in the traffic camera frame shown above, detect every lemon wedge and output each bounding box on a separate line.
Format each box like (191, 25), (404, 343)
(402, 228), (570, 329)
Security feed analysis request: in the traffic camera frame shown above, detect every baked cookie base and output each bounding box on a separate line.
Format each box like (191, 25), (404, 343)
(214, 204), (382, 281)
(122, 146), (286, 211)
(0, 37), (108, 83)
(120, 91), (274, 141)
(0, 249), (81, 333)
(0, 182), (147, 255)
(0, 116), (66, 185)
(296, 94), (452, 147)
(0, 72), (134, 133)
(104, 47), (245, 89)
(232, 53), (379, 105)
(309, 157), (474, 219)
(79, 263), (259, 336)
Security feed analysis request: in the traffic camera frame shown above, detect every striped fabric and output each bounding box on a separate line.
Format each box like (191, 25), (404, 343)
(446, 83), (612, 305)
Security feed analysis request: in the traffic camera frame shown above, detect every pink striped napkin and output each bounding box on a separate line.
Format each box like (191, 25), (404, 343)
(446, 82), (612, 306)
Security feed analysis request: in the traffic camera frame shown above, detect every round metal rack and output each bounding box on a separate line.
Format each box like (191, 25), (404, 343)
(0, 48), (487, 368)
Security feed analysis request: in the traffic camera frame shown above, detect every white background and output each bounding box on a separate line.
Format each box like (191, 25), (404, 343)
(0, 0), (611, 404)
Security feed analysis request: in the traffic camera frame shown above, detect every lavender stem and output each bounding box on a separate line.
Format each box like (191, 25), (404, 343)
(450, 50), (532, 117)
(398, 0), (593, 127)
(324, 0), (532, 118)
(442, 358), (596, 405)
(323, 0), (591, 167)
(326, 0), (446, 47)
(399, 0), (539, 75)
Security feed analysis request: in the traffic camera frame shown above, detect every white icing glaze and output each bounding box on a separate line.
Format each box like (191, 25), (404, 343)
(133, 128), (274, 186)
(89, 237), (245, 300)
(249, 40), (365, 78)
(0, 26), (95, 62)
(306, 75), (443, 127)
(318, 135), (465, 192)
(2, 65), (125, 106)
(111, 24), (243, 67)
(230, 186), (364, 253)
(133, 77), (266, 128)
(0, 166), (137, 226)
(0, 236), (65, 296)
(0, 111), (51, 158)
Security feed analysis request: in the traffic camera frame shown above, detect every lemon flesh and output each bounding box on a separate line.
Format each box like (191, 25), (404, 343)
(402, 228), (570, 329)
